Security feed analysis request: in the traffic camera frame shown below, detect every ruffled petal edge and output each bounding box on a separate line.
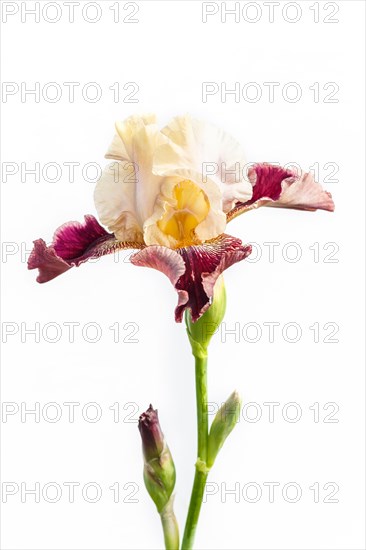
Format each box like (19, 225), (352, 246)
(28, 214), (142, 283)
(131, 234), (252, 322)
(227, 163), (334, 221)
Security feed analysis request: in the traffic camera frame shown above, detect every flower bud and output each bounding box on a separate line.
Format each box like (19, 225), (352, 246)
(207, 391), (241, 468)
(138, 405), (176, 513)
(185, 275), (226, 356)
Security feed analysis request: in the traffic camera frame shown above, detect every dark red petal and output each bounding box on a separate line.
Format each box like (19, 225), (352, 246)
(131, 235), (252, 323)
(53, 214), (110, 260)
(28, 214), (140, 283)
(249, 164), (294, 204)
(227, 163), (334, 221)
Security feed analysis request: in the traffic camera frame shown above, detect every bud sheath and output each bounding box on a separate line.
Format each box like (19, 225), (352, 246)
(207, 391), (242, 468)
(185, 275), (227, 357)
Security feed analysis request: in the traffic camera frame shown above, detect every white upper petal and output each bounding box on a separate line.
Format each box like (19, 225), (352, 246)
(96, 114), (170, 240)
(105, 114), (158, 162)
(94, 161), (143, 243)
(160, 114), (253, 212)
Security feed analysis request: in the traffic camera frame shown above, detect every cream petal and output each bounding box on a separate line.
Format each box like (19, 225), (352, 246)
(160, 114), (253, 212)
(114, 115), (171, 224)
(94, 161), (144, 243)
(195, 208), (226, 243)
(105, 133), (129, 162)
(96, 115), (173, 243)
(106, 115), (157, 161)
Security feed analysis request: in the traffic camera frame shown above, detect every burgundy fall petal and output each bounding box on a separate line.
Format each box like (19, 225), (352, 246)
(227, 163), (334, 221)
(28, 214), (141, 283)
(131, 234), (252, 322)
(52, 214), (110, 260)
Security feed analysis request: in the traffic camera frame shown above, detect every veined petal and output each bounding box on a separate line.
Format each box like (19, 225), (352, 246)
(28, 214), (141, 283)
(105, 133), (129, 162)
(131, 234), (252, 322)
(105, 114), (157, 161)
(97, 115), (172, 240)
(115, 115), (170, 225)
(159, 115), (253, 212)
(94, 161), (144, 243)
(268, 169), (335, 211)
(227, 163), (334, 221)
(131, 245), (188, 312)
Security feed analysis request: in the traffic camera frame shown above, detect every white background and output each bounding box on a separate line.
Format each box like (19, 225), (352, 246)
(1, 1), (365, 549)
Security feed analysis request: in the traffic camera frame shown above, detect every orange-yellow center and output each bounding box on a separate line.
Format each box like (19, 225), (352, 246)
(158, 180), (209, 246)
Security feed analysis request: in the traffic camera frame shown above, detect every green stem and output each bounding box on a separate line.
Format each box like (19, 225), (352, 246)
(160, 498), (180, 550)
(181, 355), (209, 550)
(181, 468), (208, 550)
(194, 355), (208, 462)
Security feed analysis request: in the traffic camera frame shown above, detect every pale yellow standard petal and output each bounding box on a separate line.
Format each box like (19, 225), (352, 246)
(95, 114), (173, 244)
(94, 161), (144, 243)
(114, 114), (171, 225)
(105, 114), (157, 161)
(160, 114), (253, 212)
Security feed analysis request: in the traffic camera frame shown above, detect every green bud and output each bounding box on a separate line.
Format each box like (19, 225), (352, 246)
(185, 275), (227, 356)
(207, 391), (242, 468)
(138, 405), (176, 513)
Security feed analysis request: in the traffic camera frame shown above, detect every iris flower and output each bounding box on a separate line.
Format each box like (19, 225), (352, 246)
(28, 113), (335, 549)
(28, 114), (334, 321)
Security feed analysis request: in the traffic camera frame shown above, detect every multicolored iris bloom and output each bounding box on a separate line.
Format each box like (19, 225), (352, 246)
(28, 114), (334, 322)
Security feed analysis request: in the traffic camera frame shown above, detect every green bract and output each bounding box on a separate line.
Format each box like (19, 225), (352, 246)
(207, 391), (242, 468)
(143, 447), (176, 513)
(185, 276), (227, 356)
